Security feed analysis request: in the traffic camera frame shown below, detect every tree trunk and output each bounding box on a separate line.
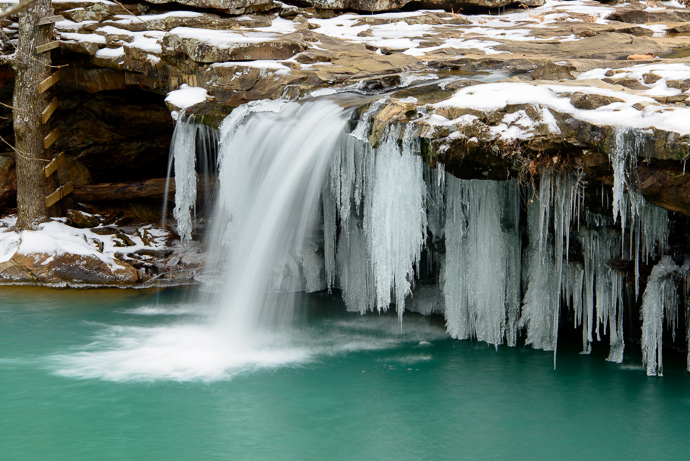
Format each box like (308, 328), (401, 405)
(14, 0), (55, 230)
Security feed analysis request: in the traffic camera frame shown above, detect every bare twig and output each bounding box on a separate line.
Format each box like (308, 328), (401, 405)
(0, 134), (50, 163)
(15, 46), (68, 69)
(111, 0), (146, 24)
(0, 0), (42, 21)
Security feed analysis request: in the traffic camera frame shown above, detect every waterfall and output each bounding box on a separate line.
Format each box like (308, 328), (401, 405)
(203, 99), (351, 339)
(159, 95), (680, 375)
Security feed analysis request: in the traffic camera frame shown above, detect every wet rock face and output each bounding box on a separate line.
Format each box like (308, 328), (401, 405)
(531, 61), (575, 81)
(606, 7), (690, 24)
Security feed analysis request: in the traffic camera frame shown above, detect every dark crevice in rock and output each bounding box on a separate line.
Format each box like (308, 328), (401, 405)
(52, 86), (173, 183)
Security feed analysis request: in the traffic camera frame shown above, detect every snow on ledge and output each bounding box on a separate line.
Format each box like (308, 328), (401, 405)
(432, 80), (690, 136)
(165, 84), (210, 110)
(0, 217), (169, 271)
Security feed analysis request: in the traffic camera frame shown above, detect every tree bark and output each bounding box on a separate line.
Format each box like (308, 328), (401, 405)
(14, 0), (55, 230)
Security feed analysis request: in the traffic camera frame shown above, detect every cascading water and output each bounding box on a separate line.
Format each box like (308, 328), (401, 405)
(61, 93), (689, 381)
(202, 99), (352, 340)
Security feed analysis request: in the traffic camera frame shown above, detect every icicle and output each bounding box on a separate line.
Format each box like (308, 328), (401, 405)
(424, 163), (445, 274)
(521, 173), (582, 357)
(504, 183), (522, 347)
(681, 260), (690, 373)
(442, 176), (520, 347)
(537, 174), (552, 258)
(171, 115), (198, 242)
(364, 125), (427, 320)
(324, 110), (427, 319)
(609, 127), (644, 231)
(521, 196), (559, 351)
(641, 256), (679, 376)
(607, 127), (670, 298)
(442, 175), (469, 340)
(578, 224), (623, 359)
(322, 179), (337, 292)
(636, 200), (670, 296)
(551, 174), (571, 367)
(606, 271), (625, 363)
(337, 216), (375, 313)
(436, 163), (446, 191)
(562, 263), (584, 331)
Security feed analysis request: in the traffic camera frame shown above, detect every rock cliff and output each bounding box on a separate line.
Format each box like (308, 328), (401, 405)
(1, 0), (690, 285)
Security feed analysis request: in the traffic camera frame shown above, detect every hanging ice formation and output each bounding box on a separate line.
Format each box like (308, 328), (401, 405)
(322, 105), (427, 321)
(554, 128), (671, 364)
(608, 127), (669, 296)
(173, 93), (685, 373)
(577, 214), (624, 360)
(517, 173), (583, 366)
(641, 256), (679, 376)
(442, 176), (521, 347)
(165, 114), (219, 242)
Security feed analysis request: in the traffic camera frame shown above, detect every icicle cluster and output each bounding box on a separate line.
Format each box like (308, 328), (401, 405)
(608, 127), (668, 296)
(193, 95), (685, 374)
(641, 256), (679, 376)
(170, 116), (198, 242)
(520, 173), (583, 356)
(323, 112), (427, 319)
(442, 176), (521, 347)
(167, 115), (220, 242)
(578, 224), (624, 360)
(318, 102), (677, 371)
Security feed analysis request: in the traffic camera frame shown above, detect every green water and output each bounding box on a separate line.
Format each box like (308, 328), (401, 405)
(661, 46), (690, 59)
(1, 287), (689, 460)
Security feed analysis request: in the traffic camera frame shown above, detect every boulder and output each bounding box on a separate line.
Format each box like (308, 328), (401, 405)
(161, 28), (308, 63)
(66, 209), (101, 228)
(669, 23), (690, 34)
(144, 0), (275, 15)
(569, 93), (624, 110)
(606, 8), (689, 24)
(60, 3), (150, 23)
(0, 252), (141, 285)
(531, 60), (575, 81)
(89, 12), (273, 34)
(141, 0), (543, 13)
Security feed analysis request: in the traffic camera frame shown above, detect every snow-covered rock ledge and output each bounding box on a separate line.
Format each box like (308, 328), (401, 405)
(347, 62), (690, 214)
(0, 217), (203, 287)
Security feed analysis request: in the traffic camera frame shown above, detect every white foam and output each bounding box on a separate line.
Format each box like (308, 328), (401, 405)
(51, 312), (446, 382)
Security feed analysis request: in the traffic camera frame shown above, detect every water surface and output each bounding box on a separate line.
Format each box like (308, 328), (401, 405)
(0, 287), (688, 460)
